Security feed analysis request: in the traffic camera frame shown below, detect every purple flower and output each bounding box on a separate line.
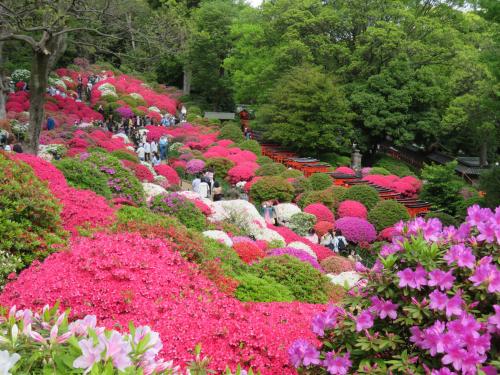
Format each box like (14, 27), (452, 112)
(428, 269), (455, 290)
(397, 265), (427, 290)
(421, 321), (454, 356)
(323, 351), (351, 375)
(429, 290), (448, 311)
(429, 291), (463, 317)
(447, 313), (481, 337)
(311, 305), (344, 336)
(422, 218), (443, 242)
(477, 221), (496, 243)
(444, 244), (476, 269)
(73, 338), (105, 371)
(370, 296), (398, 319)
(99, 331), (132, 370)
(487, 305), (500, 334)
(469, 256), (500, 293)
(355, 310), (374, 332)
(269, 248), (323, 271)
(288, 339), (321, 368)
(441, 345), (467, 371)
(466, 205), (491, 227)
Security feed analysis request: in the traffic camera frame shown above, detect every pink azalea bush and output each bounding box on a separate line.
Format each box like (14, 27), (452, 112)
(334, 166), (355, 175)
(304, 203), (335, 223)
(186, 159), (206, 175)
(291, 206), (499, 374)
(227, 162), (259, 184)
(0, 232), (322, 373)
(337, 200), (368, 219)
(335, 217), (377, 243)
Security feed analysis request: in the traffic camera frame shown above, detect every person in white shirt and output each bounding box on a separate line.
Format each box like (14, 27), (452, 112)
(143, 141), (151, 162)
(332, 229), (348, 255)
(150, 140), (158, 155)
(192, 174), (201, 194)
(320, 229), (335, 250)
(151, 152), (161, 166)
(198, 178), (210, 199)
(136, 144), (145, 161)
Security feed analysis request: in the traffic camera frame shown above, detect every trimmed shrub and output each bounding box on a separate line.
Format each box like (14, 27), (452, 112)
(328, 185), (347, 206)
(150, 193), (206, 231)
(256, 162), (286, 176)
(280, 169), (304, 179)
(308, 173), (333, 190)
(287, 212), (317, 236)
(0, 154), (68, 270)
(217, 124), (244, 143)
(55, 157), (112, 199)
(313, 221), (335, 237)
(337, 200), (368, 219)
(368, 200), (409, 231)
(340, 184), (380, 210)
(298, 189), (335, 209)
(238, 140), (262, 155)
(304, 203), (335, 223)
(291, 176), (313, 195)
(251, 255), (331, 303)
(110, 149), (139, 163)
(256, 155), (273, 165)
(320, 255), (355, 274)
(154, 164), (180, 185)
(250, 176), (294, 206)
(334, 166), (355, 175)
(235, 274), (294, 302)
(335, 217), (377, 243)
(205, 157), (234, 180)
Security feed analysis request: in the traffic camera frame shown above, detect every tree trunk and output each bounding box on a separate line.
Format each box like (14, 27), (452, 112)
(0, 42), (8, 120)
(26, 51), (50, 154)
(183, 65), (191, 96)
(126, 13), (136, 50)
(480, 142), (488, 167)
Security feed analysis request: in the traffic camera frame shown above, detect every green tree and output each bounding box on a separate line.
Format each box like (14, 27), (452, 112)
(260, 64), (354, 154)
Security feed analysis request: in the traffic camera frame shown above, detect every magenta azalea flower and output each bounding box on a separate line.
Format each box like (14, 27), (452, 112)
(469, 256), (500, 293)
(323, 351), (352, 375)
(370, 296), (398, 320)
(428, 269), (455, 290)
(355, 310), (374, 332)
(288, 339), (321, 368)
(397, 265), (427, 290)
(444, 244), (476, 269)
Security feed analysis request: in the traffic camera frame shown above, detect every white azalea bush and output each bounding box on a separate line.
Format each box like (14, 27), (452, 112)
(48, 77), (67, 89)
(202, 230), (233, 247)
(11, 69), (30, 84)
(288, 241), (317, 259)
(274, 203), (301, 226)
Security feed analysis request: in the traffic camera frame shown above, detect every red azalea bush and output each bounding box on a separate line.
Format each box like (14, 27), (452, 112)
(313, 221), (335, 237)
(122, 160), (154, 182)
(233, 241), (266, 264)
(0, 232), (322, 373)
(227, 162), (259, 184)
(154, 164), (180, 185)
(337, 200), (368, 219)
(304, 203), (335, 223)
(191, 199), (212, 216)
(378, 226), (396, 241)
(335, 217), (377, 244)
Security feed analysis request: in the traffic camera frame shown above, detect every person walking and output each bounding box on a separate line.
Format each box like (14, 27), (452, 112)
(159, 136), (168, 160)
(143, 141), (151, 162)
(332, 229), (348, 256)
(213, 181), (223, 201)
(136, 143), (145, 161)
(198, 177), (210, 199)
(192, 174), (201, 195)
(47, 116), (56, 131)
(150, 140), (158, 158)
(151, 152), (161, 166)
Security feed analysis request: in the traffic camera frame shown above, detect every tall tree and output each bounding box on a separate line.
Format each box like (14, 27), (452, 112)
(0, 0), (122, 154)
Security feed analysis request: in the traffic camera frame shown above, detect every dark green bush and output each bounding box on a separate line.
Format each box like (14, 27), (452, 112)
(235, 274), (294, 302)
(238, 140), (262, 155)
(0, 154), (68, 271)
(255, 162), (286, 176)
(205, 157), (234, 180)
(55, 158), (112, 199)
(298, 189), (335, 209)
(110, 150), (139, 163)
(420, 162), (464, 216)
(217, 124), (244, 143)
(479, 166), (500, 209)
(308, 173), (333, 190)
(280, 169), (304, 179)
(288, 212), (316, 235)
(256, 155), (273, 165)
(250, 255), (331, 303)
(341, 185), (380, 210)
(454, 196), (485, 221)
(368, 200), (410, 231)
(250, 176), (294, 205)
(116, 206), (182, 229)
(150, 193), (206, 231)
(425, 211), (459, 227)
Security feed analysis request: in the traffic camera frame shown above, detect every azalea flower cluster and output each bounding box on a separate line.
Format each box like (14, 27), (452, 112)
(291, 205), (499, 374)
(0, 305), (179, 374)
(363, 174), (422, 197)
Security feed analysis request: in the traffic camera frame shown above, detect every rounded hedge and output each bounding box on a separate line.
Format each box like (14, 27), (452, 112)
(250, 255), (331, 303)
(340, 184), (380, 210)
(55, 157), (112, 199)
(308, 173), (333, 190)
(320, 255), (355, 275)
(256, 155), (273, 165)
(204, 157), (234, 180)
(335, 217), (377, 244)
(0, 154), (68, 269)
(287, 212), (317, 236)
(368, 199), (410, 231)
(291, 176), (313, 195)
(298, 189), (335, 209)
(304, 203), (335, 223)
(235, 274), (294, 302)
(337, 200), (368, 219)
(280, 169), (304, 179)
(217, 124), (244, 143)
(250, 176), (294, 206)
(255, 162), (286, 176)
(237, 140), (262, 156)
